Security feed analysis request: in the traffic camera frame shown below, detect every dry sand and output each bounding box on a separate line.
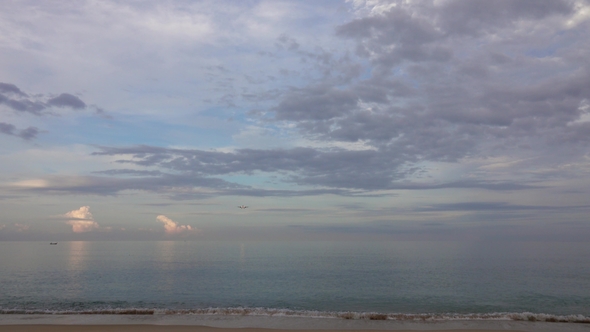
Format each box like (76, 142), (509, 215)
(0, 326), (529, 332)
(2, 315), (588, 332)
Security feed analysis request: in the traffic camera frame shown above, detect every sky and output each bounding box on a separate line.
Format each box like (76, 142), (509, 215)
(1, 0), (590, 241)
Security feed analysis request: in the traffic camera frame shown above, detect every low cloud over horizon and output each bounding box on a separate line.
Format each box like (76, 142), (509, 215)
(63, 206), (100, 233)
(156, 215), (195, 235)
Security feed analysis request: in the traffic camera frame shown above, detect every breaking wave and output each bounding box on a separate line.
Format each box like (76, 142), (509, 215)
(1, 307), (589, 323)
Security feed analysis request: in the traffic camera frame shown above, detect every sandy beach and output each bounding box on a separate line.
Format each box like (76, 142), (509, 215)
(2, 315), (589, 332)
(0, 326), (529, 332)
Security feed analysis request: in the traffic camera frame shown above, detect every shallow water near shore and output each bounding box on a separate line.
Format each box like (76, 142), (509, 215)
(1, 240), (589, 322)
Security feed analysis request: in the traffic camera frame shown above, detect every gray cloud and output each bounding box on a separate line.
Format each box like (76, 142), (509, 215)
(0, 82), (104, 141)
(7, 140), (540, 200)
(92, 169), (164, 177)
(435, 0), (574, 36)
(387, 180), (541, 191)
(17, 126), (40, 140)
(46, 93), (87, 109)
(0, 93), (45, 115)
(92, 145), (404, 190)
(9, 173), (358, 200)
(274, 85), (359, 121)
(0, 82), (90, 114)
(336, 4), (450, 66)
(337, 0), (574, 65)
(261, 0), (590, 182)
(258, 208), (317, 213)
(7, 174), (240, 201)
(415, 202), (590, 212)
(0, 122), (40, 140)
(0, 82), (27, 96)
(3, 1), (589, 211)
(88, 145), (539, 194)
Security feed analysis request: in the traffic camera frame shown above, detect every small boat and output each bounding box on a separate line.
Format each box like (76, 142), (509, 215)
(50, 242), (58, 245)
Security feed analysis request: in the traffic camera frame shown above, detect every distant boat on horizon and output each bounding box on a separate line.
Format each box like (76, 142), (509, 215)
(50, 242), (58, 245)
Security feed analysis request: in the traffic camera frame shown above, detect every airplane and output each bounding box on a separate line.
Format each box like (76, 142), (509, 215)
(238, 205), (248, 209)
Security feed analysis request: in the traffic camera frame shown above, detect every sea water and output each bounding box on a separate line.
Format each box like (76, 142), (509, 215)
(1, 240), (589, 322)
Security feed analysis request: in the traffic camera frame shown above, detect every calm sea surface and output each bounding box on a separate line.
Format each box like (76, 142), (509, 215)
(1, 241), (589, 320)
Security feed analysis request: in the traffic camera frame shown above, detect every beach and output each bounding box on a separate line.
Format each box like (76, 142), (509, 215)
(0, 326), (532, 332)
(2, 314), (590, 332)
(4, 0), (590, 330)
(0, 326), (533, 332)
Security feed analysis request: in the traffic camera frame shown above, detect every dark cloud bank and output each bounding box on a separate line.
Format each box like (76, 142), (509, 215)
(89, 145), (539, 197)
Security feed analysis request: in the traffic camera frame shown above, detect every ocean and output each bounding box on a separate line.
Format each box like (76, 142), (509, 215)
(1, 240), (589, 323)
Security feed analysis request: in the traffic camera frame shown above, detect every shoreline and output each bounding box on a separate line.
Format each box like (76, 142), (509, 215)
(2, 315), (589, 332)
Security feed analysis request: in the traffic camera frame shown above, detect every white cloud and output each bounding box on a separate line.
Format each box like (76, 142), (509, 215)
(14, 223), (30, 232)
(63, 206), (100, 233)
(66, 220), (100, 233)
(348, 0), (398, 16)
(0, 223), (30, 232)
(156, 215), (194, 234)
(64, 205), (93, 219)
(10, 179), (49, 188)
(565, 1), (590, 28)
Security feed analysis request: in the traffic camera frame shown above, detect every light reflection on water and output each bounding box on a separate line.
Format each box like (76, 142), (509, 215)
(65, 241), (88, 298)
(155, 241), (177, 293)
(0, 240), (589, 315)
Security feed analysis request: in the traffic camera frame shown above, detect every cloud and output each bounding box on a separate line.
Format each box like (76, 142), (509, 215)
(156, 215), (194, 234)
(0, 82), (27, 96)
(7, 170), (378, 199)
(0, 82), (92, 115)
(0, 122), (40, 140)
(0, 223), (30, 232)
(46, 93), (87, 109)
(13, 223), (30, 232)
(415, 202), (590, 212)
(90, 145), (540, 193)
(66, 220), (100, 233)
(273, 85), (359, 121)
(337, 0), (575, 65)
(63, 206), (100, 233)
(63, 206), (94, 220)
(2, 0), (590, 211)
(0, 92), (45, 115)
(92, 169), (163, 176)
(233, 0), (590, 199)
(0, 82), (102, 141)
(7, 142), (545, 201)
(92, 145), (405, 190)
